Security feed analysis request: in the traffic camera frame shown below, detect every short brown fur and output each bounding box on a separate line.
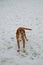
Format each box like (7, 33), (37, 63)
(16, 27), (32, 52)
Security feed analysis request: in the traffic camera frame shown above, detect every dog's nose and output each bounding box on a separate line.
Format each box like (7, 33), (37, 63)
(21, 32), (23, 35)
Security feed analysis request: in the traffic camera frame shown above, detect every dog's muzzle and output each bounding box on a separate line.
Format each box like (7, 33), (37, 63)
(21, 32), (24, 36)
(21, 32), (23, 34)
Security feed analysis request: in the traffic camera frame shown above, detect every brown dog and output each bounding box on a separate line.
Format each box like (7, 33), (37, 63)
(16, 27), (32, 52)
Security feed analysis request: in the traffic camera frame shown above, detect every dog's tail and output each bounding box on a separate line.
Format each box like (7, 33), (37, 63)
(22, 27), (32, 30)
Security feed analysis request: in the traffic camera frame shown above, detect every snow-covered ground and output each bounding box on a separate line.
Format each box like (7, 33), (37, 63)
(0, 0), (43, 65)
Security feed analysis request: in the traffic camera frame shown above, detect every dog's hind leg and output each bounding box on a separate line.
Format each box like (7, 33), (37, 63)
(26, 37), (28, 41)
(25, 34), (28, 41)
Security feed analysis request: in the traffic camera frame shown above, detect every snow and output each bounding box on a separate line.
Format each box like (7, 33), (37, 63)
(0, 0), (43, 65)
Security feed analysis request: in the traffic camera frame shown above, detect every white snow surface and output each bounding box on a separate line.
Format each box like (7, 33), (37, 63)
(0, 0), (43, 65)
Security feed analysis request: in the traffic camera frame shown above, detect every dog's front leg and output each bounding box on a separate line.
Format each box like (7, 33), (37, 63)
(23, 39), (26, 52)
(17, 40), (20, 52)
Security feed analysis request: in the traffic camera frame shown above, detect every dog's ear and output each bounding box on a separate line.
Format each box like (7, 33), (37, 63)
(16, 30), (19, 34)
(17, 30), (18, 33)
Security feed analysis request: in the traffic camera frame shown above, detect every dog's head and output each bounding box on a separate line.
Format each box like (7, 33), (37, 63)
(17, 29), (25, 36)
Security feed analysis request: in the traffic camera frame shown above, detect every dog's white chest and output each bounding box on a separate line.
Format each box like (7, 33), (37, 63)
(18, 34), (25, 41)
(18, 34), (22, 41)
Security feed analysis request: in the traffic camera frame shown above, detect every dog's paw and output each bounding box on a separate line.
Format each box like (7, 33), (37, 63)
(17, 49), (20, 52)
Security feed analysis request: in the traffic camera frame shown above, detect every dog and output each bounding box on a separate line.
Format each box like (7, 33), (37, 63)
(16, 27), (32, 52)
